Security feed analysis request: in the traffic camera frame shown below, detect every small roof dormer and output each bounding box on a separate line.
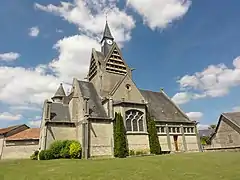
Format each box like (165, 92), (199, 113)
(51, 83), (66, 103)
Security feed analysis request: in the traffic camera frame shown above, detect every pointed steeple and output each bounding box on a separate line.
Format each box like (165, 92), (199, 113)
(52, 83), (66, 102)
(101, 21), (115, 56)
(101, 20), (114, 43)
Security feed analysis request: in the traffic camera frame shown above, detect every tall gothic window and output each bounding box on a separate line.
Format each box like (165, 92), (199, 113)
(125, 110), (144, 132)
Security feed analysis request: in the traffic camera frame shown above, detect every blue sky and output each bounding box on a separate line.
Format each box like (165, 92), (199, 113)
(0, 0), (240, 129)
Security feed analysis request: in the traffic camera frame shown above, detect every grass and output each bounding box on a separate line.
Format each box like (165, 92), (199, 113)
(0, 152), (240, 180)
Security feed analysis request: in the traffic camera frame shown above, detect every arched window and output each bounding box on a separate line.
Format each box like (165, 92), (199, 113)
(125, 110), (144, 132)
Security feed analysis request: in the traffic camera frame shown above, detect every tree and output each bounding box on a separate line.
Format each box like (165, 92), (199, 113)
(209, 124), (216, 130)
(147, 113), (161, 155)
(113, 112), (129, 158)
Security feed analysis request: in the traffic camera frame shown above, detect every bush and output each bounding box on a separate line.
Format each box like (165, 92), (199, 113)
(147, 113), (161, 155)
(44, 149), (54, 160)
(129, 150), (135, 156)
(49, 140), (65, 159)
(39, 150), (46, 160)
(30, 150), (39, 160)
(69, 141), (82, 159)
(113, 112), (129, 158)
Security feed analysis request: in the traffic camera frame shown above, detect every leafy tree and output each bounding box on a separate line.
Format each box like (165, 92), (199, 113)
(113, 112), (129, 158)
(147, 113), (161, 155)
(209, 124), (216, 130)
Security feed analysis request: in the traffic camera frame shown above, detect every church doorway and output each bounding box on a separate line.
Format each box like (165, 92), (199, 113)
(173, 135), (179, 151)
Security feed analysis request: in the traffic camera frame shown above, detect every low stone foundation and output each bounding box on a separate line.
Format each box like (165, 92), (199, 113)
(203, 146), (240, 152)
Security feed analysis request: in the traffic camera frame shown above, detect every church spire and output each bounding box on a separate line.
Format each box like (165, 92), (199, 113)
(101, 21), (114, 56)
(101, 20), (114, 43)
(52, 83), (66, 103)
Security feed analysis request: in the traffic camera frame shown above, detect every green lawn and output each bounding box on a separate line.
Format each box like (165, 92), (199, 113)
(0, 152), (239, 180)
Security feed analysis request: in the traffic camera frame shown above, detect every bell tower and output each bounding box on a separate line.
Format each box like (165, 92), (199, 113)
(101, 20), (114, 57)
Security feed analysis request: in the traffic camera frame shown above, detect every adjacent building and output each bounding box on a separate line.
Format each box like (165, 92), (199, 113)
(210, 112), (240, 149)
(0, 124), (39, 159)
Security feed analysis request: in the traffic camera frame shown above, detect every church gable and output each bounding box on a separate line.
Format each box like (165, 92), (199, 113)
(110, 74), (145, 103)
(104, 43), (128, 75)
(140, 90), (191, 123)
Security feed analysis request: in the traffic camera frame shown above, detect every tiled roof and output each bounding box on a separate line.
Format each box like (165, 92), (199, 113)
(0, 124), (26, 135)
(6, 128), (40, 140)
(198, 129), (214, 137)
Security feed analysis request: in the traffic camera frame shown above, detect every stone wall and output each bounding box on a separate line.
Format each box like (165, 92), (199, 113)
(185, 135), (199, 151)
(89, 121), (113, 157)
(211, 117), (240, 148)
(45, 125), (76, 149)
(1, 140), (39, 160)
(127, 134), (149, 151)
(0, 137), (4, 158)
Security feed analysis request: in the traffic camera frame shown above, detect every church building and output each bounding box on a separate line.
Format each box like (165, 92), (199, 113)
(39, 22), (201, 158)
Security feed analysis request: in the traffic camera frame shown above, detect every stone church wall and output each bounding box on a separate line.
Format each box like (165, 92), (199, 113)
(127, 134), (149, 151)
(211, 117), (240, 148)
(89, 121), (113, 157)
(45, 126), (76, 149)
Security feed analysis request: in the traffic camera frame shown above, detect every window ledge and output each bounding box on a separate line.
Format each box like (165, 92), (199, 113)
(126, 132), (149, 135)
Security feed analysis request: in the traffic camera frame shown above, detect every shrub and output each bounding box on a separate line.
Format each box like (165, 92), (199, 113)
(69, 141), (82, 159)
(135, 150), (142, 156)
(129, 150), (135, 156)
(39, 150), (46, 160)
(44, 149), (54, 160)
(49, 140), (65, 159)
(30, 150), (39, 160)
(113, 112), (129, 158)
(147, 113), (161, 155)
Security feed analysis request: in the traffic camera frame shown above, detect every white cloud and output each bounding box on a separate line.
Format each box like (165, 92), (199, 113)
(0, 112), (22, 121)
(28, 120), (41, 127)
(173, 56), (240, 104)
(0, 66), (61, 105)
(126, 0), (191, 30)
(0, 52), (20, 62)
(28, 115), (41, 127)
(232, 106), (240, 112)
(34, 0), (135, 45)
(197, 124), (210, 130)
(186, 112), (203, 122)
(0, 1), (135, 109)
(10, 105), (41, 112)
(29, 26), (40, 37)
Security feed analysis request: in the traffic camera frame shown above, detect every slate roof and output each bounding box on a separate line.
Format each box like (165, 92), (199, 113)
(78, 80), (108, 118)
(140, 90), (192, 123)
(6, 128), (40, 140)
(102, 21), (114, 41)
(50, 103), (71, 122)
(222, 112), (240, 128)
(198, 129), (214, 137)
(0, 124), (28, 135)
(53, 83), (66, 98)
